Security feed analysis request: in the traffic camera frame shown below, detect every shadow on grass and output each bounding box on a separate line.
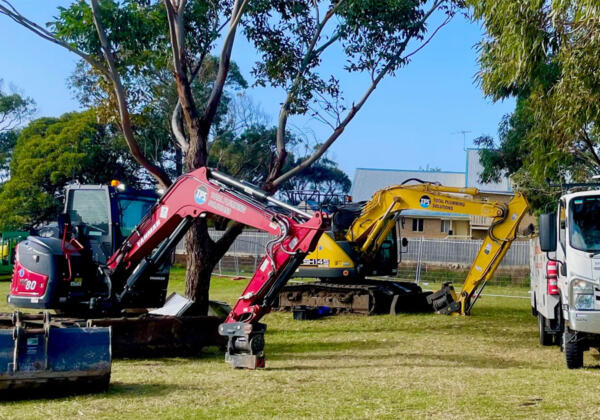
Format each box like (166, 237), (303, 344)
(269, 349), (541, 371)
(106, 382), (186, 398)
(119, 351), (225, 366)
(267, 338), (397, 356)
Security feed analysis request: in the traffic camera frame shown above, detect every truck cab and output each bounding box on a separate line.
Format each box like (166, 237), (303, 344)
(536, 190), (600, 368)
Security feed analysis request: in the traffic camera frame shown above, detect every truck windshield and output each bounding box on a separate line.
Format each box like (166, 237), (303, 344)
(569, 195), (600, 252)
(117, 195), (156, 238)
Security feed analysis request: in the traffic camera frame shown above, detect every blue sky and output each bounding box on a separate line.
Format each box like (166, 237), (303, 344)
(0, 2), (514, 178)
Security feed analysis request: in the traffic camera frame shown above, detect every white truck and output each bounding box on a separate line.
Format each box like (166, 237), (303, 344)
(532, 188), (600, 368)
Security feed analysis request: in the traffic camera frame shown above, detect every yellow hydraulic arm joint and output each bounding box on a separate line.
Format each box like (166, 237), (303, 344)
(344, 182), (529, 315)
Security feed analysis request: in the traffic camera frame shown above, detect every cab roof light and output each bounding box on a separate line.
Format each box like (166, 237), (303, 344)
(111, 180), (126, 191)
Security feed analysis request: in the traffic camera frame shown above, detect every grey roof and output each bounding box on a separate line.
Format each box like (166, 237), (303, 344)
(465, 149), (511, 192)
(351, 168), (465, 202)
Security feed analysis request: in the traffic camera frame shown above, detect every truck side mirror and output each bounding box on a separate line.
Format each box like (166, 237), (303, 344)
(401, 237), (408, 248)
(539, 213), (557, 252)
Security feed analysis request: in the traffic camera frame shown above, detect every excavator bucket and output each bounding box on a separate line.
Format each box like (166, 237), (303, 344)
(426, 282), (460, 315)
(0, 312), (111, 396)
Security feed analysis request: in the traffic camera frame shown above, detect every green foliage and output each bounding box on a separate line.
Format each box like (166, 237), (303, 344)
(280, 154), (351, 204)
(470, 0), (600, 211)
(0, 111), (139, 229)
(209, 125), (282, 183)
(243, 0), (463, 116)
(0, 81), (35, 133)
(0, 81), (36, 178)
(209, 124), (350, 202)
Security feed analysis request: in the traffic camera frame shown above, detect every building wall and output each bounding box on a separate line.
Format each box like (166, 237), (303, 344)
(471, 229), (488, 240)
(400, 217), (470, 239)
(453, 220), (470, 237)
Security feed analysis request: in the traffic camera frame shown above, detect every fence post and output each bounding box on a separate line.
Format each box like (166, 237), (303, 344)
(416, 236), (424, 284)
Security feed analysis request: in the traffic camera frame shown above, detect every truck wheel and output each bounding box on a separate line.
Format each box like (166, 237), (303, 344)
(538, 314), (553, 346)
(564, 329), (584, 369)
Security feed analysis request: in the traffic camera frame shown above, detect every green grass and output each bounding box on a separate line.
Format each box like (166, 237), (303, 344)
(1, 268), (600, 419)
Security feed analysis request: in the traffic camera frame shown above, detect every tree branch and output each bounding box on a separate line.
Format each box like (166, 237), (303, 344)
(581, 129), (600, 167)
(403, 13), (451, 62)
(171, 101), (189, 153)
(202, 0), (249, 130)
(0, 1), (110, 78)
(271, 59), (396, 188)
(90, 0), (171, 187)
(270, 0), (451, 188)
(269, 0), (347, 185)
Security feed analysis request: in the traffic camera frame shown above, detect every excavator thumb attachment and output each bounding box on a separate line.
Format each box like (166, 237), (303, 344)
(219, 322), (266, 369)
(0, 312), (111, 396)
(426, 282), (461, 315)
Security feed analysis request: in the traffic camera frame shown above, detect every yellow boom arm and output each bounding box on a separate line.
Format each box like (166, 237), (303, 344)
(346, 183), (529, 315)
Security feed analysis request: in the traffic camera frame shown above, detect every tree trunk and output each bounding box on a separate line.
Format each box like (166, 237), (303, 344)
(183, 218), (216, 315)
(174, 145), (183, 177)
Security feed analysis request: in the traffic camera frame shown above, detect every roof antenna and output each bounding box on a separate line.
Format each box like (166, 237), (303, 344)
(452, 130), (472, 151)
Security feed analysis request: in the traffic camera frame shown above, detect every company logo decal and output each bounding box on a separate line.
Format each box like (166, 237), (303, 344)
(194, 185), (209, 205)
(420, 195), (431, 209)
(19, 268), (25, 278)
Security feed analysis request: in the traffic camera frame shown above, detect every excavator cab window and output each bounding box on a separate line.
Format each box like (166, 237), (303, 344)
(116, 196), (156, 239)
(66, 187), (113, 264)
(67, 189), (110, 236)
(375, 227), (398, 273)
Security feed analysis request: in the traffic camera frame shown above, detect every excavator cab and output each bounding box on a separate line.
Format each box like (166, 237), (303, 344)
(8, 183), (170, 313)
(63, 184), (157, 264)
(372, 229), (398, 275)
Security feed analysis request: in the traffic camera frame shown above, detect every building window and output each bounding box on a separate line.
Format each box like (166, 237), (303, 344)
(441, 220), (451, 234)
(412, 218), (424, 232)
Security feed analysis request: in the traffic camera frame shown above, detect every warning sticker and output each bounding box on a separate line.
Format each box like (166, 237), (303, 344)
(159, 206), (169, 219)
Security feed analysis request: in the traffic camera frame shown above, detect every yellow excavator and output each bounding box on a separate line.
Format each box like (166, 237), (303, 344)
(277, 179), (529, 316)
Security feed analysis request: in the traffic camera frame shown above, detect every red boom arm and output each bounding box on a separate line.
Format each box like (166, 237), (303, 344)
(106, 167), (326, 328)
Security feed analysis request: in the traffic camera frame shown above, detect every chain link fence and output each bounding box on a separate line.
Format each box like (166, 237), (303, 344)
(175, 230), (272, 277)
(398, 238), (530, 288)
(176, 230), (531, 286)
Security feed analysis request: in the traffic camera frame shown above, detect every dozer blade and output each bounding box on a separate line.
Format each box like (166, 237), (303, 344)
(0, 312), (111, 397)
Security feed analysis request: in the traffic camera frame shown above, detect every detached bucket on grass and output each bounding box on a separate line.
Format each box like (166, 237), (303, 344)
(0, 312), (111, 397)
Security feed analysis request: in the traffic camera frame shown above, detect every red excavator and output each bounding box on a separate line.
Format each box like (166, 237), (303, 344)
(3, 167), (327, 391)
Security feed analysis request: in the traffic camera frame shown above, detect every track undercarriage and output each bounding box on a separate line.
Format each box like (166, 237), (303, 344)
(275, 279), (433, 315)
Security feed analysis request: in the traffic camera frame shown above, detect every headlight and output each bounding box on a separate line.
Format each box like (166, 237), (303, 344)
(573, 279), (594, 294)
(575, 294), (595, 310)
(572, 279), (595, 310)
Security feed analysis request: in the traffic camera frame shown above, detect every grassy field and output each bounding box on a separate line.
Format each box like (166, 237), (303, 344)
(1, 268), (600, 419)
